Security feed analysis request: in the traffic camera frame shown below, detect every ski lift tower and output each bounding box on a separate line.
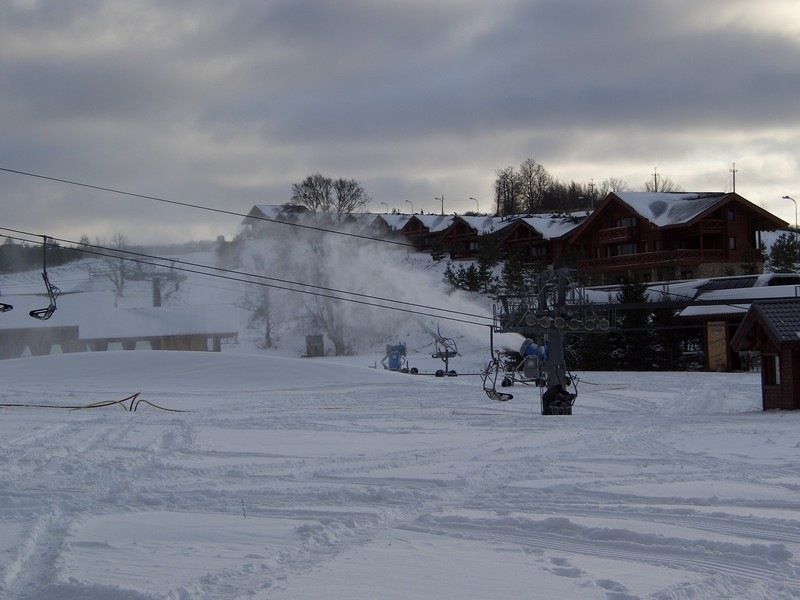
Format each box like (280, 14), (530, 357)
(492, 268), (613, 415)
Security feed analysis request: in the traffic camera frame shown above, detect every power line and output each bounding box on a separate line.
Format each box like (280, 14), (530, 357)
(0, 166), (414, 247)
(0, 226), (493, 323)
(1, 232), (492, 328)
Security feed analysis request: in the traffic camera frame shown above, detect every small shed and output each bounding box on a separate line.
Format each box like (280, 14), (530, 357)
(731, 298), (800, 410)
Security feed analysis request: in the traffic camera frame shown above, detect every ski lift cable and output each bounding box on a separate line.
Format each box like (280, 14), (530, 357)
(1, 233), (492, 328)
(0, 226), (493, 323)
(0, 167), (414, 248)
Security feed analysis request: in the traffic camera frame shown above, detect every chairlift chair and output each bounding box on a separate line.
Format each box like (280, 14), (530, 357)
(29, 235), (60, 320)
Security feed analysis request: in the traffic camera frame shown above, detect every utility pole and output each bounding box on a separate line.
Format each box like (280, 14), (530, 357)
(652, 167), (659, 192)
(434, 196), (444, 216)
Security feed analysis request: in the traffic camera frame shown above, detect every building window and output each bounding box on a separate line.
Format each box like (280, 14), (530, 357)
(616, 243), (637, 256)
(764, 354), (781, 386)
(728, 236), (736, 250)
(615, 216), (636, 228)
(727, 208), (735, 221)
(531, 245), (547, 257)
(468, 241), (478, 252)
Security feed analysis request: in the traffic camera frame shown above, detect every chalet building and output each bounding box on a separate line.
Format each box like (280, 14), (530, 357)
(568, 192), (788, 284)
(731, 298), (800, 409)
(370, 214), (413, 239)
(241, 204), (310, 236)
(436, 216), (508, 259)
(496, 214), (587, 264)
(400, 215), (455, 252)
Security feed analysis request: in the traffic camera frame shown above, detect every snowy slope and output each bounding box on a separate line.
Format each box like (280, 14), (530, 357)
(0, 351), (797, 599)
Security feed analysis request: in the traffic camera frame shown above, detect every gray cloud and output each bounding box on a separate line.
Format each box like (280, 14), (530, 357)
(1, 0), (799, 242)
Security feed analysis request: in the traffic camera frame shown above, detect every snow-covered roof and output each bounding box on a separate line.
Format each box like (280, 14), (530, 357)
(456, 216), (509, 235)
(245, 204), (309, 223)
(375, 213), (413, 231)
(407, 215), (455, 233)
(678, 284), (800, 319)
(613, 192), (728, 227)
(518, 214), (587, 240)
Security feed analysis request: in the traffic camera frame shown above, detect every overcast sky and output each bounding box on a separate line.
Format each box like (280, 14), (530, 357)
(2, 0), (800, 243)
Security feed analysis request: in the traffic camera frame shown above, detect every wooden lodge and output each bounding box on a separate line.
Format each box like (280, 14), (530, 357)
(245, 192), (787, 285)
(567, 192), (787, 284)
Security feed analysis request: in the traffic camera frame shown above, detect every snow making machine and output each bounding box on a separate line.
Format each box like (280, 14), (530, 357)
(482, 268), (614, 415)
(382, 343), (418, 373)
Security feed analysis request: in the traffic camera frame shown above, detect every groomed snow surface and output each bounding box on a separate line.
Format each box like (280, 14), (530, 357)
(0, 351), (799, 599)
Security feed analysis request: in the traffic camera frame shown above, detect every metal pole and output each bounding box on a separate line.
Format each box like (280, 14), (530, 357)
(470, 197), (479, 213)
(783, 195), (798, 265)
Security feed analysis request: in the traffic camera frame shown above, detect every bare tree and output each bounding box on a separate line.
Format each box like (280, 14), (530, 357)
(518, 158), (552, 213)
(644, 173), (683, 192)
(494, 166), (521, 216)
(291, 173), (369, 216)
(291, 173), (334, 213)
(598, 177), (629, 196)
(332, 178), (369, 216)
(97, 233), (133, 299)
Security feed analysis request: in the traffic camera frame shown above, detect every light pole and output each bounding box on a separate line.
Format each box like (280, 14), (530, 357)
(783, 195), (798, 262)
(380, 201), (389, 213)
(469, 196), (479, 213)
(434, 196), (444, 216)
(405, 199), (414, 214)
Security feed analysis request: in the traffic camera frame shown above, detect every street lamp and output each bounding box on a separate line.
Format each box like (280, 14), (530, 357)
(469, 197), (479, 213)
(434, 195), (444, 216)
(783, 195), (798, 261)
(405, 199), (414, 214)
(380, 201), (389, 213)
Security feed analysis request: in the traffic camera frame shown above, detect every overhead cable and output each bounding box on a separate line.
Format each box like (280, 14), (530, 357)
(1, 232), (492, 328)
(0, 226), (492, 323)
(0, 167), (414, 247)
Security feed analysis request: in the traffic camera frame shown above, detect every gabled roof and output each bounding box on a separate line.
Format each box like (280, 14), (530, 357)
(402, 214), (455, 233)
(450, 216), (509, 236)
(518, 214), (587, 240)
(569, 192), (788, 242)
(374, 213), (413, 231)
(731, 298), (800, 350)
(243, 204), (309, 224)
(614, 192), (728, 227)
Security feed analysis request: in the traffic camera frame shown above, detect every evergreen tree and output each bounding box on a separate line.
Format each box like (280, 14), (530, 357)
(768, 233), (798, 273)
(614, 279), (653, 370)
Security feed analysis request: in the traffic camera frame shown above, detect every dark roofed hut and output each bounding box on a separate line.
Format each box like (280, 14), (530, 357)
(731, 298), (800, 410)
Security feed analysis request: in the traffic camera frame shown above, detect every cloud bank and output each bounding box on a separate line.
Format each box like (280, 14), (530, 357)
(2, 0), (799, 242)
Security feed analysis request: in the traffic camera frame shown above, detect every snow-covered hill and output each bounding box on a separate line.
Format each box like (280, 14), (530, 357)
(0, 350), (796, 599)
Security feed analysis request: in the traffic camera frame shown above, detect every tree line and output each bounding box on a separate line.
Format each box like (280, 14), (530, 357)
(494, 158), (683, 216)
(0, 238), (84, 274)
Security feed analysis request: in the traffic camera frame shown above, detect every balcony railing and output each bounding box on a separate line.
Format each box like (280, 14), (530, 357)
(579, 248), (727, 270)
(697, 219), (724, 233)
(596, 226), (634, 244)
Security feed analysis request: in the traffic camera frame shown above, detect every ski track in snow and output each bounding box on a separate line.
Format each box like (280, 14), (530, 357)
(0, 352), (797, 599)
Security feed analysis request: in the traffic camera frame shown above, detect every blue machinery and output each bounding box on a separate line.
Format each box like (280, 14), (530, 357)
(381, 328), (460, 377)
(381, 343), (417, 374)
(482, 268), (613, 415)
